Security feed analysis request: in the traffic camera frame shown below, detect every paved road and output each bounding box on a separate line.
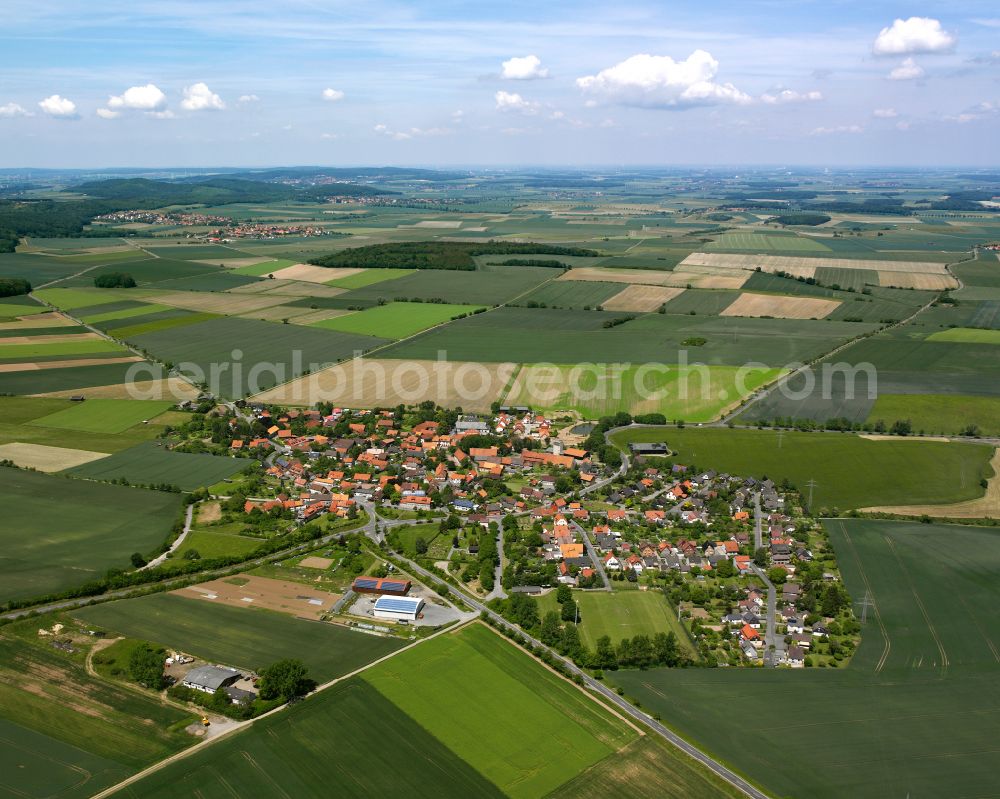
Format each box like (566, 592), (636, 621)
(754, 492), (763, 552)
(395, 552), (769, 799)
(749, 564), (783, 667)
(571, 519), (610, 590)
(142, 504), (194, 571)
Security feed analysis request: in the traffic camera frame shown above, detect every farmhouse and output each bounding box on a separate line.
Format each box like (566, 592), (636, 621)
(183, 664), (241, 694)
(373, 594), (425, 621)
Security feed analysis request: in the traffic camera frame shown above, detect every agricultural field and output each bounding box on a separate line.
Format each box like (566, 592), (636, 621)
(719, 292), (841, 319)
(325, 267), (417, 288)
(253, 357), (517, 411)
(610, 426), (994, 511)
(611, 519), (1000, 799)
(926, 326), (1000, 344)
(516, 280), (623, 309)
(705, 231), (832, 252)
(311, 301), (485, 339)
(537, 589), (696, 655)
(0, 466), (182, 603)
(602, 285), (684, 312)
(66, 440), (247, 489)
(0, 626), (195, 799)
(0, 441), (107, 471)
(504, 363), (783, 422)
(106, 677), (509, 799)
(362, 623), (639, 799)
(74, 592), (404, 680)
(29, 398), (174, 433)
(865, 393), (1000, 436)
(124, 316), (390, 397)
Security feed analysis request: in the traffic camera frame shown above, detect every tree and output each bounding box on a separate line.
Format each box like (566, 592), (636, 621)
(595, 635), (617, 669)
(130, 552), (147, 568)
(555, 584), (572, 605)
(258, 659), (313, 701)
(128, 642), (166, 690)
(414, 536), (428, 555)
(540, 611), (562, 646)
(653, 631), (680, 666)
(766, 567), (787, 585)
(753, 547), (768, 568)
(560, 599), (577, 623)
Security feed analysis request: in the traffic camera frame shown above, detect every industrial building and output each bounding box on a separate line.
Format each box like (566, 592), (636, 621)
(373, 595), (424, 621)
(352, 576), (411, 596)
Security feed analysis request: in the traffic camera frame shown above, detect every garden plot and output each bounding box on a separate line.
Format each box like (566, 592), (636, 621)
(602, 285), (684, 312)
(720, 292), (841, 319)
(253, 357), (516, 411)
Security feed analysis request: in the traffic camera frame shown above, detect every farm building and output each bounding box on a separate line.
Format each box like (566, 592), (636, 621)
(630, 443), (670, 455)
(352, 576), (411, 596)
(373, 595), (424, 621)
(183, 664), (242, 694)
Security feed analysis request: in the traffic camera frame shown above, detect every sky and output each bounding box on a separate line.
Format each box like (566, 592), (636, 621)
(0, 1), (998, 168)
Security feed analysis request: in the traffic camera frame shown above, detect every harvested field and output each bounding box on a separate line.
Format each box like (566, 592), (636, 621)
(0, 312), (76, 330)
(877, 272), (956, 290)
(720, 292), (841, 319)
(0, 332), (100, 344)
(299, 556), (334, 569)
(861, 449), (999, 518)
(0, 442), (108, 471)
(253, 357), (517, 411)
(287, 309), (352, 325)
(669, 265), (753, 289)
(602, 285), (684, 312)
(269, 264), (360, 283)
(196, 500), (222, 524)
(237, 304), (317, 322)
(154, 291), (289, 314)
(0, 355), (142, 372)
(174, 575), (343, 620)
(30, 377), (199, 400)
(193, 257), (271, 268)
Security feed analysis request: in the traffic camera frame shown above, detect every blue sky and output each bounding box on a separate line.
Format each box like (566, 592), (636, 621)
(0, 1), (997, 167)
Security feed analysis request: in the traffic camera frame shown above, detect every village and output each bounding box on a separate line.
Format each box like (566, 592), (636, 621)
(161, 400), (860, 669)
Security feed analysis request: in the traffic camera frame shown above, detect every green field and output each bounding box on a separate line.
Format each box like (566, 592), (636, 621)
(325, 267), (416, 288)
(74, 592), (404, 679)
(363, 623), (637, 799)
(311, 302), (486, 339)
(866, 393), (1000, 436)
(610, 427), (994, 511)
(0, 339), (126, 359)
(612, 519), (1000, 799)
(706, 232), (831, 252)
(109, 310), (218, 339)
(518, 280), (623, 309)
(0, 466), (181, 603)
(80, 303), (170, 324)
(231, 258), (299, 276)
(0, 361), (162, 396)
(506, 363), (784, 421)
(34, 287), (151, 310)
(538, 590), (696, 655)
(66, 440), (246, 488)
(28, 398), (174, 434)
(926, 327), (1000, 344)
(107, 677), (507, 799)
(336, 264), (556, 305)
(171, 527), (264, 560)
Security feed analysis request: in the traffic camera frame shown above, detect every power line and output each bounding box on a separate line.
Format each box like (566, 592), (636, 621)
(857, 590), (875, 625)
(805, 478), (817, 509)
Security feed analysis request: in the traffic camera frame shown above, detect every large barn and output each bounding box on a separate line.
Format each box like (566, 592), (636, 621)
(352, 576), (411, 596)
(373, 595), (424, 621)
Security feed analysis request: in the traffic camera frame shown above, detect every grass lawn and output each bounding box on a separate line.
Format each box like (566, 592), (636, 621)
(0, 467), (181, 604)
(65, 440), (246, 489)
(311, 302), (486, 339)
(74, 592), (404, 680)
(611, 519), (1000, 799)
(171, 528), (263, 561)
(30, 399), (174, 434)
(538, 589), (696, 655)
(363, 623), (637, 799)
(506, 363), (784, 422)
(610, 426), (994, 511)
(866, 393), (1000, 436)
(105, 677), (506, 799)
(926, 327), (1000, 344)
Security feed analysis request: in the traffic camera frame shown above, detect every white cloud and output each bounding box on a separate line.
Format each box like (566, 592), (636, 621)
(888, 58), (924, 81)
(873, 17), (955, 56)
(374, 123), (450, 140)
(946, 101), (998, 124)
(320, 132), (339, 139)
(873, 107), (898, 118)
(147, 110), (175, 119)
(761, 89), (822, 105)
(500, 55), (548, 80)
(181, 82), (225, 111)
(495, 90), (540, 115)
(238, 94), (260, 103)
(38, 94), (77, 118)
(322, 88), (345, 102)
(0, 102), (31, 118)
(576, 50), (751, 109)
(896, 120), (912, 130)
(96, 108), (119, 119)
(107, 83), (166, 112)
(810, 124), (864, 135)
